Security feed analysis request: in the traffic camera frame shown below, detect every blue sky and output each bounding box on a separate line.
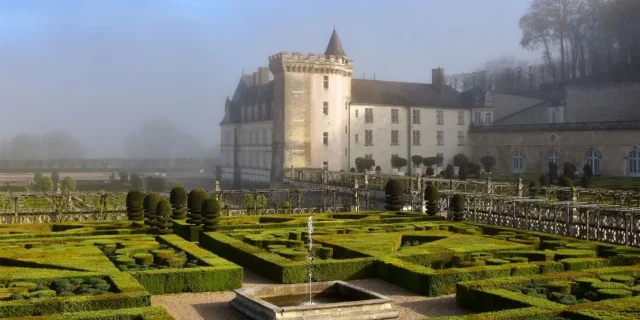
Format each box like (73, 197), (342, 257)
(0, 0), (536, 157)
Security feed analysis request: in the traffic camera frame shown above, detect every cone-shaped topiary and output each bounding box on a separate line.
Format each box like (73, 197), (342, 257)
(186, 188), (207, 226)
(155, 199), (173, 234)
(558, 176), (574, 201)
(201, 198), (221, 232)
(384, 179), (405, 211)
(580, 175), (590, 189)
(424, 182), (439, 216)
(142, 193), (161, 229)
(169, 186), (187, 220)
(126, 190), (144, 222)
(450, 193), (466, 221)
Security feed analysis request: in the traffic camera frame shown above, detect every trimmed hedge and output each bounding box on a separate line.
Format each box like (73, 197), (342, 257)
(127, 234), (242, 294)
(2, 307), (174, 320)
(186, 189), (207, 226)
(169, 187), (187, 220)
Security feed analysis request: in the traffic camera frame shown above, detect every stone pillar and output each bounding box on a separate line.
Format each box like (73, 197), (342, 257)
(364, 172), (368, 189)
(571, 187), (577, 202)
(354, 182), (359, 212)
(322, 166), (328, 185)
(215, 180), (221, 191)
(486, 176), (492, 194)
(420, 176), (426, 214)
(517, 178), (523, 197)
(290, 165), (295, 180)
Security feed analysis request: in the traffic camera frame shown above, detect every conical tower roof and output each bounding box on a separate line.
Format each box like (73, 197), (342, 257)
(324, 29), (346, 57)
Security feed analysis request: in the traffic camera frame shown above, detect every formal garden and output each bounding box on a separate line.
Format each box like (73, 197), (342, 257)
(1, 177), (640, 319)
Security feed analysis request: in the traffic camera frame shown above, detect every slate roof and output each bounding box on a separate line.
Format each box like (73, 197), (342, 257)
(351, 79), (472, 108)
(325, 29), (346, 57)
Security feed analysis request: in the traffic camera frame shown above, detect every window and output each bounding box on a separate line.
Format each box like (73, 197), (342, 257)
(323, 161), (328, 168)
(355, 134), (358, 143)
(436, 130), (444, 146)
(365, 154), (373, 159)
(365, 108), (373, 123)
(323, 76), (329, 89)
(364, 130), (373, 146)
(323, 132), (328, 145)
(457, 111), (465, 125)
(436, 153), (444, 167)
(412, 109), (420, 124)
(391, 109), (399, 124)
(512, 150), (525, 173)
(412, 130), (420, 146)
(344, 148), (348, 156)
(323, 102), (328, 115)
(629, 150), (640, 176)
(485, 112), (492, 125)
(391, 130), (399, 145)
(474, 113), (481, 125)
(437, 110), (444, 124)
(585, 149), (600, 174)
(345, 125), (347, 134)
(355, 109), (358, 118)
(547, 151), (558, 165)
(457, 131), (465, 146)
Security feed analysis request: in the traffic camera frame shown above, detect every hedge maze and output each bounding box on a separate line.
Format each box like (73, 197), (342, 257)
(198, 211), (640, 319)
(0, 221), (242, 319)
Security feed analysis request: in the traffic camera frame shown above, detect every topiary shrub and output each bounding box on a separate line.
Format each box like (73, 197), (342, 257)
(375, 165), (381, 173)
(426, 167), (435, 176)
(186, 188), (207, 226)
(444, 164), (455, 179)
(450, 193), (465, 221)
(169, 186), (187, 220)
(563, 162), (577, 179)
(142, 193), (161, 229)
(559, 176), (573, 187)
(480, 155), (495, 173)
(155, 199), (173, 234)
(458, 166), (467, 180)
(201, 198), (222, 232)
(528, 180), (539, 198)
(126, 190), (144, 222)
(580, 175), (590, 188)
(424, 182), (439, 216)
(133, 253), (154, 266)
(349, 167), (356, 172)
(583, 164), (593, 181)
(548, 162), (558, 183)
(384, 179), (405, 211)
(539, 175), (549, 187)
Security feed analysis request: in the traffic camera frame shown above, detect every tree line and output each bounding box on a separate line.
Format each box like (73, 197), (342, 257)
(446, 0), (640, 93)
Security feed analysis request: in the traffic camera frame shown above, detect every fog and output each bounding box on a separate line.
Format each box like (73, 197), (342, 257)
(0, 0), (538, 159)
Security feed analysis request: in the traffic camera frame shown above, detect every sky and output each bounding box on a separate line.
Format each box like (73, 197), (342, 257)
(0, 0), (538, 158)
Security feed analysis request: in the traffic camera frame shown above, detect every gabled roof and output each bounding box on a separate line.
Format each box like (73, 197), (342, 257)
(324, 29), (346, 57)
(351, 79), (471, 108)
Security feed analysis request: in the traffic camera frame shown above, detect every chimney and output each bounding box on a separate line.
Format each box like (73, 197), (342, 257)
(432, 68), (444, 93)
(253, 72), (259, 87)
(258, 67), (270, 85)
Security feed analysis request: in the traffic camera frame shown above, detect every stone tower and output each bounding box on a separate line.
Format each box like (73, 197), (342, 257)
(269, 29), (353, 182)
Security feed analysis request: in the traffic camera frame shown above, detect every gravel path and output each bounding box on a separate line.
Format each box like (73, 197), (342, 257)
(152, 270), (471, 320)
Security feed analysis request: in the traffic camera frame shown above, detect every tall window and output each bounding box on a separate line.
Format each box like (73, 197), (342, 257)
(412, 109), (420, 124)
(345, 125), (347, 134)
(512, 150), (525, 173)
(391, 109), (399, 124)
(391, 130), (399, 145)
(629, 150), (640, 176)
(412, 130), (420, 146)
(355, 134), (359, 143)
(436, 130), (444, 146)
(585, 149), (600, 173)
(474, 113), (481, 125)
(323, 76), (329, 89)
(323, 161), (328, 168)
(436, 110), (444, 124)
(323, 132), (328, 145)
(355, 109), (358, 118)
(365, 130), (373, 146)
(457, 111), (465, 125)
(365, 108), (373, 123)
(457, 131), (465, 146)
(485, 112), (492, 125)
(323, 102), (328, 115)
(547, 151), (558, 165)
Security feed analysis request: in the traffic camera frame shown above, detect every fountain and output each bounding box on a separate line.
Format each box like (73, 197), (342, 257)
(229, 216), (398, 320)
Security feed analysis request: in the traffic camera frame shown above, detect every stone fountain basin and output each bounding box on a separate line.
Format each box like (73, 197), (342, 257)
(229, 280), (399, 320)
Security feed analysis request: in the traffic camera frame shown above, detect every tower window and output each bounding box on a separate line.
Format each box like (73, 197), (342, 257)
(323, 132), (328, 145)
(436, 110), (444, 125)
(324, 76), (329, 89)
(365, 108), (373, 123)
(323, 101), (328, 115)
(458, 111), (465, 125)
(412, 130), (420, 146)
